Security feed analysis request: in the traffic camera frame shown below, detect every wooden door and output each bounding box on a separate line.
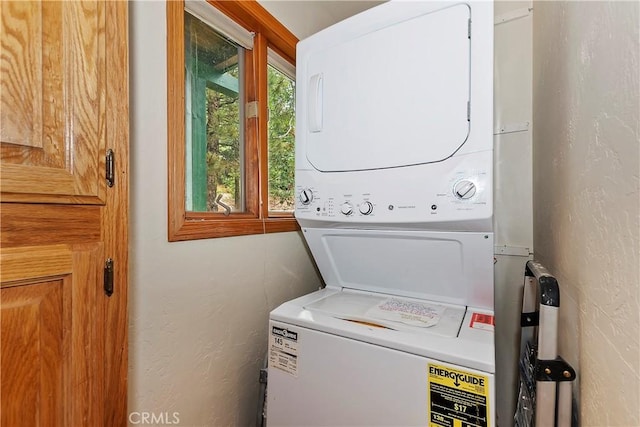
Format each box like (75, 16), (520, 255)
(0, 1), (129, 426)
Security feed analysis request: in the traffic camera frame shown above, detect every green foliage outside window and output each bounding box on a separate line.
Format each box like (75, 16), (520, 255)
(206, 72), (241, 211)
(267, 65), (295, 211)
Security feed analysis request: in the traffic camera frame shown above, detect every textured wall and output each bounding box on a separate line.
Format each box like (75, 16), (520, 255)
(532, 2), (639, 425)
(128, 2), (322, 425)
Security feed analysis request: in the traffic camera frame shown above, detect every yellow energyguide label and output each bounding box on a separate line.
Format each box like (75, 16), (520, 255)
(428, 363), (490, 427)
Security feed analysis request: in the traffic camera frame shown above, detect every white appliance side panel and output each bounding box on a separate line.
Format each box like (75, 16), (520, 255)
(302, 229), (494, 309)
(267, 321), (495, 427)
(304, 4), (470, 172)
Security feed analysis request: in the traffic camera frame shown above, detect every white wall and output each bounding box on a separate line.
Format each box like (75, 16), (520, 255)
(532, 1), (639, 425)
(128, 2), (322, 425)
(258, 0), (382, 40)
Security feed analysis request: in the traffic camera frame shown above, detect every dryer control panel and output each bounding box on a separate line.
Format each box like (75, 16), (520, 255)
(295, 151), (492, 232)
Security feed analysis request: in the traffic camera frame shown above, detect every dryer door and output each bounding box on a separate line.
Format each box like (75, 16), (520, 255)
(304, 3), (471, 172)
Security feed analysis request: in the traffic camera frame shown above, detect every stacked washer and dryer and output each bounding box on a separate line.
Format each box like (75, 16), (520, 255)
(267, 1), (494, 425)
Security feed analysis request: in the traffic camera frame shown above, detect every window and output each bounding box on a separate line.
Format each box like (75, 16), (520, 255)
(267, 51), (296, 213)
(167, 0), (299, 241)
(184, 11), (246, 213)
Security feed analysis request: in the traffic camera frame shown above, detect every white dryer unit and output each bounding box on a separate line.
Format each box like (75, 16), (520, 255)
(267, 0), (494, 426)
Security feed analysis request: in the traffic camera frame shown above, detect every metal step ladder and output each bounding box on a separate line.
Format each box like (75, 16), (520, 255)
(515, 260), (577, 427)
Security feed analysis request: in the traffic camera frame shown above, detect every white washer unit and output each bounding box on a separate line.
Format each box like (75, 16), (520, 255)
(267, 1), (494, 426)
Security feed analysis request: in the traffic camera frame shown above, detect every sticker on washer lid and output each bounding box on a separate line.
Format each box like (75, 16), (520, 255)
(428, 364), (490, 427)
(470, 313), (495, 332)
(269, 326), (299, 377)
(364, 298), (445, 328)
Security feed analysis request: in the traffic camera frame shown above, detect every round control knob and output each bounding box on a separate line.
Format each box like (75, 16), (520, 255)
(299, 189), (314, 205)
(453, 180), (477, 199)
(340, 202), (353, 216)
(359, 201), (374, 215)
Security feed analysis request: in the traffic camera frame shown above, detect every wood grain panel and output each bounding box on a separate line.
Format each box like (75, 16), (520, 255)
(102, 1), (129, 424)
(41, 0), (65, 168)
(66, 0), (106, 198)
(0, 204), (101, 248)
(0, 245), (72, 284)
(2, 1), (65, 167)
(69, 243), (105, 426)
(0, 0), (43, 148)
(265, 217), (300, 234)
(1, 279), (67, 427)
(1, 163), (76, 194)
(1, 243), (105, 426)
(0, 0), (107, 204)
(244, 35), (260, 217)
(167, 0), (186, 241)
(255, 33), (270, 220)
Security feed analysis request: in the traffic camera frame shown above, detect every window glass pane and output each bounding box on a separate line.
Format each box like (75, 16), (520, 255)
(185, 12), (245, 213)
(267, 64), (295, 212)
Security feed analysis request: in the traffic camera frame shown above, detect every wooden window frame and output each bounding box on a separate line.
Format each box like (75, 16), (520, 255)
(167, 0), (299, 241)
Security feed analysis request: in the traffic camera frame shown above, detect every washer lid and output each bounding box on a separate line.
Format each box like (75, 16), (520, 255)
(304, 290), (465, 338)
(303, 3), (471, 172)
(269, 287), (496, 373)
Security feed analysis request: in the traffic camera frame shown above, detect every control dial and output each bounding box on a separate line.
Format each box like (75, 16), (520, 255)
(299, 189), (314, 205)
(453, 180), (477, 199)
(359, 201), (374, 215)
(340, 202), (353, 216)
